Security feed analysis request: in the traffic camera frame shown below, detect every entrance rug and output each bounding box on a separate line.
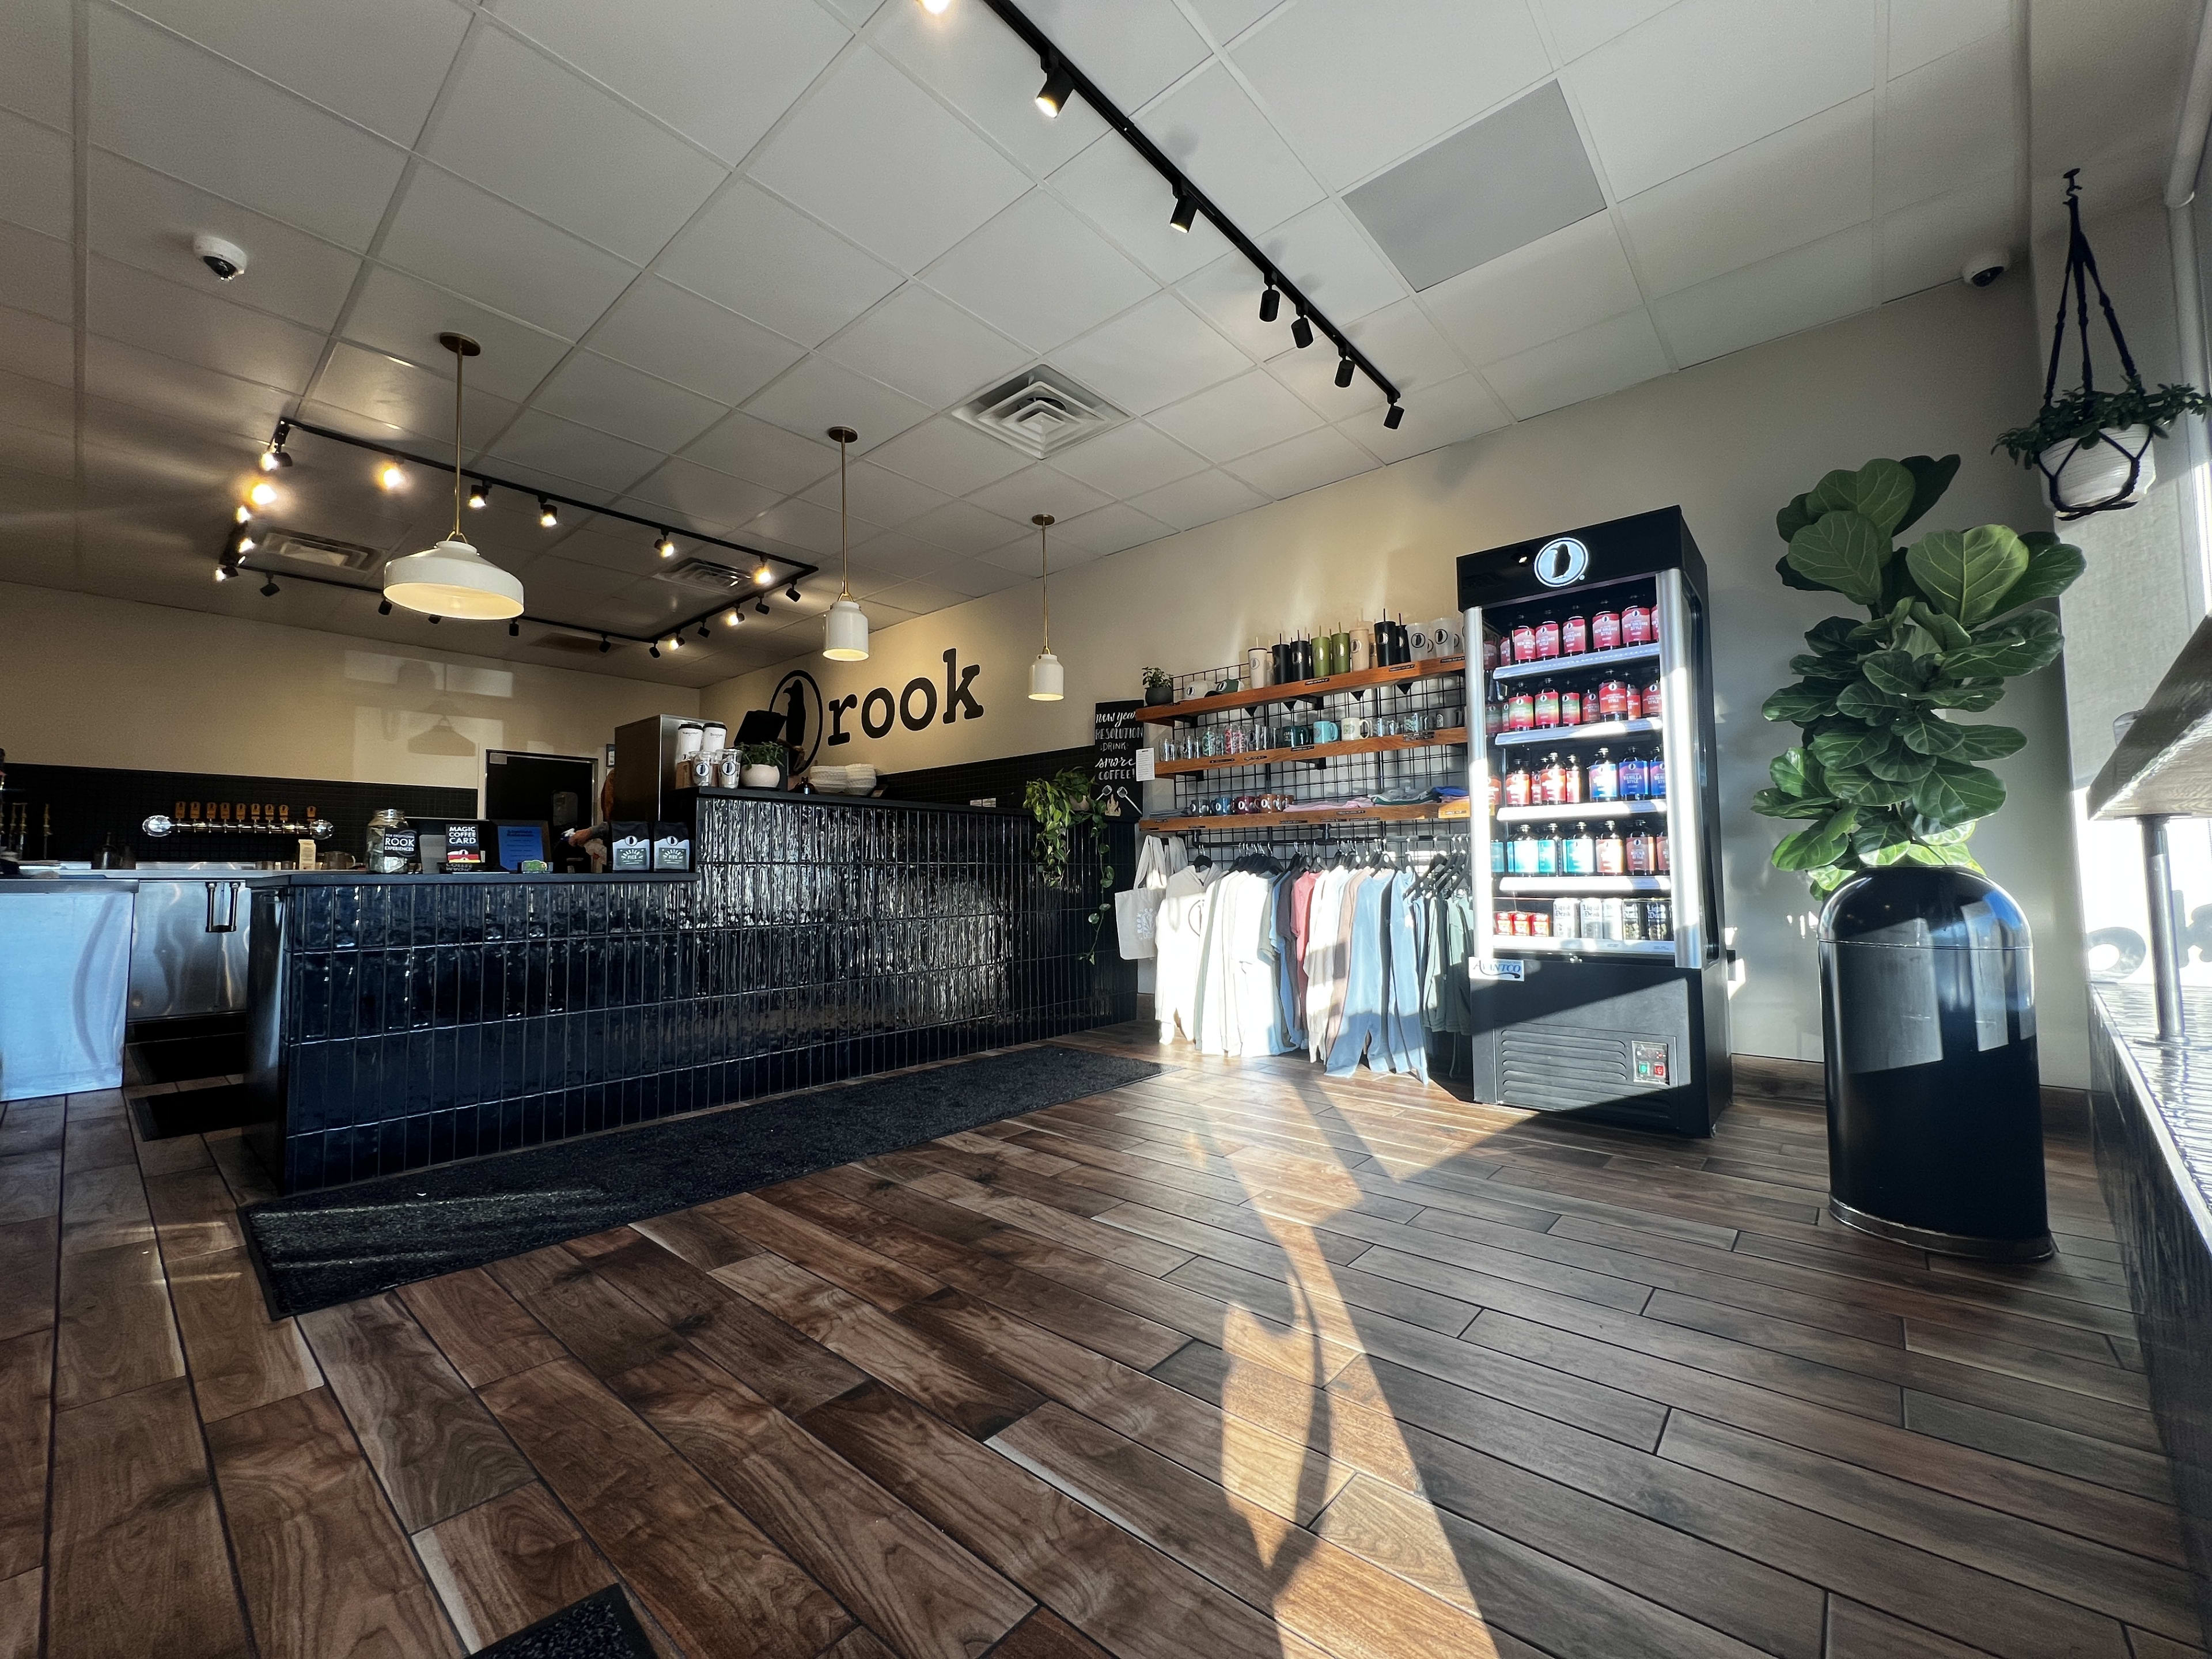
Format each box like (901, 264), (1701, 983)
(242, 1044), (1162, 1317)
(478, 1587), (653, 1658)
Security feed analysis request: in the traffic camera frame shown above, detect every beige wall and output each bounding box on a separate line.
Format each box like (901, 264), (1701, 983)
(710, 278), (2092, 1084)
(0, 582), (692, 802)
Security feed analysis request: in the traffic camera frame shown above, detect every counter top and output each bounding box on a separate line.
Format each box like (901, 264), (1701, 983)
(687, 786), (1027, 817)
(249, 869), (698, 885)
(2097, 980), (2212, 1248)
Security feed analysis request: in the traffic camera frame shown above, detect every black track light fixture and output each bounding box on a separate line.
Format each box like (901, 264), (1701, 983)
(1169, 188), (1198, 234)
(1335, 353), (1355, 388)
(1384, 402), (1405, 430)
(755, 597), (771, 615)
(697, 622), (710, 640)
(599, 634), (611, 653)
(1259, 283), (1280, 324)
(656, 529), (677, 558)
(649, 643), (660, 658)
(1035, 54), (1075, 118)
(669, 632), (684, 651)
(1291, 311), (1313, 350)
(725, 608), (743, 627)
(468, 479), (488, 510)
(785, 582), (801, 603)
(378, 598), (393, 616)
(508, 619), (520, 637)
(214, 561), (236, 582)
(259, 577), (279, 597)
(537, 496), (558, 528)
(259, 421), (293, 470)
(427, 614), (441, 624)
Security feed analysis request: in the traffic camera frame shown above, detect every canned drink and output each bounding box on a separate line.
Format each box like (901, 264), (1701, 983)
(1531, 912), (1552, 937)
(1592, 608), (1620, 651)
(1507, 692), (1535, 730)
(1534, 618), (1561, 658)
(1620, 902), (1645, 942)
(1646, 900), (1672, 941)
(1562, 613), (1588, 655)
(1553, 897), (1581, 938)
(1596, 679), (1629, 719)
(1624, 683), (1643, 721)
(1511, 622), (1537, 661)
(1621, 604), (1654, 645)
(1559, 688), (1582, 726)
(1509, 910), (1531, 937)
(1533, 685), (1560, 728)
(1503, 766), (1532, 806)
(1601, 897), (1627, 939)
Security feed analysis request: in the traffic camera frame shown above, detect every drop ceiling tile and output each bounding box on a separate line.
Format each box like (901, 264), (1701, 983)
(1257, 201), (1406, 324)
(532, 351), (728, 454)
(623, 457), (785, 532)
(1891, 0), (2012, 77)
(342, 265), (574, 400)
(1422, 212), (1641, 365)
(1876, 31), (2017, 214)
(122, 0), (469, 144)
(1130, 468), (1269, 531)
(541, 519), (669, 577)
(0, 0), (69, 130)
(514, 551), (638, 602)
(586, 277), (805, 407)
(1048, 501), (1174, 557)
(1046, 419), (1209, 496)
(487, 0), (849, 166)
(1266, 338), (1385, 416)
(876, 0), (1111, 178)
(1480, 305), (1670, 419)
(0, 368), (73, 440)
(1341, 370), (1510, 463)
(657, 179), (902, 349)
(1141, 62), (1324, 235)
(1649, 222), (1873, 366)
(380, 164), (639, 340)
(1233, 0), (1551, 191)
(1020, 0), (1212, 109)
(906, 498), (1028, 556)
(1535, 0), (1673, 63)
(311, 330), (519, 446)
(1048, 134), (1234, 286)
(1616, 94), (1872, 297)
(748, 48), (1031, 274)
(929, 555), (1028, 596)
(1343, 297), (1468, 392)
(743, 357), (934, 453)
(745, 496), (884, 557)
(681, 410), (840, 494)
(818, 0), (885, 29)
(0, 222), (71, 324)
(489, 408), (662, 493)
(965, 463), (1113, 524)
(0, 304), (73, 389)
(89, 256), (326, 390)
(1567, 0), (1877, 199)
(846, 529), (971, 585)
(85, 337), (297, 444)
(1189, 0), (1286, 43)
(866, 415), (1033, 495)
(820, 283), (1031, 408)
(1223, 424), (1378, 499)
(923, 190), (1160, 354)
(0, 109), (70, 240)
(1879, 167), (2018, 301)
(866, 577), (969, 619)
(972, 533), (1052, 574)
(1052, 290), (1253, 416)
(1176, 251), (1301, 360)
(1149, 361), (1320, 462)
(424, 26), (726, 264)
(797, 459), (952, 528)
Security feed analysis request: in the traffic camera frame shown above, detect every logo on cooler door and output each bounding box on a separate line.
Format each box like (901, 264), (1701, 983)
(1533, 536), (1590, 587)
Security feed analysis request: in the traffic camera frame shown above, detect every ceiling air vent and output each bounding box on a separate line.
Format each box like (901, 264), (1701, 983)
(951, 367), (1126, 459)
(654, 555), (756, 593)
(257, 527), (387, 572)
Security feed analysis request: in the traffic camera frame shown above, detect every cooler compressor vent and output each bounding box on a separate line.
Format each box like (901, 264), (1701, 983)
(1498, 1027), (1647, 1111)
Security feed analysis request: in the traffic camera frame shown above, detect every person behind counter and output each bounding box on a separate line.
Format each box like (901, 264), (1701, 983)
(564, 774), (616, 871)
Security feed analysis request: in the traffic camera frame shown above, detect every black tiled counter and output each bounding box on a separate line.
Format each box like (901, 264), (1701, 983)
(245, 791), (1120, 1192)
(2092, 982), (2212, 1636)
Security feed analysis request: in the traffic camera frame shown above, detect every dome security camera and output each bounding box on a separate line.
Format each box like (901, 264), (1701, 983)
(1963, 248), (2008, 288)
(191, 232), (248, 281)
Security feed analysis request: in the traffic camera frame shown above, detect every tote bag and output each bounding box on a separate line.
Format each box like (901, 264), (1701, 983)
(1116, 835), (1173, 959)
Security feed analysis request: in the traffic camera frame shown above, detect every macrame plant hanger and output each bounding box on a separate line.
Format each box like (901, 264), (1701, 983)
(2035, 168), (2154, 519)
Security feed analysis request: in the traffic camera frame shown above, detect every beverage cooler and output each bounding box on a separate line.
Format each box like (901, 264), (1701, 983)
(1460, 507), (1729, 1135)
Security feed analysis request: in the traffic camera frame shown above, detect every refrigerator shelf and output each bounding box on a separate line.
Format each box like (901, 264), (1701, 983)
(1497, 875), (1672, 894)
(1493, 800), (1665, 823)
(1492, 718), (1661, 748)
(1490, 935), (1675, 958)
(1487, 641), (1661, 683)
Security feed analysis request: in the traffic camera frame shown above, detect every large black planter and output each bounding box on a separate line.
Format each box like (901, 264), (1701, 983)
(1818, 866), (2051, 1260)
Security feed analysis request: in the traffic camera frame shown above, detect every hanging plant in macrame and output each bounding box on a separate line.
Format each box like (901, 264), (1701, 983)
(1995, 169), (2209, 519)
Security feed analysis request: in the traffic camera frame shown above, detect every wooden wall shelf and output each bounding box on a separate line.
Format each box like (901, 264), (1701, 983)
(1154, 728), (1468, 777)
(1142, 656), (1465, 722)
(1141, 801), (1460, 833)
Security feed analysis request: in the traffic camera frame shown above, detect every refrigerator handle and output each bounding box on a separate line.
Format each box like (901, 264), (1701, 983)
(1654, 570), (1703, 968)
(1465, 603), (1497, 960)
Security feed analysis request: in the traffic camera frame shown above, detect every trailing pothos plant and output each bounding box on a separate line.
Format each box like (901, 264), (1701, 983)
(1023, 767), (1115, 962)
(1753, 454), (2085, 896)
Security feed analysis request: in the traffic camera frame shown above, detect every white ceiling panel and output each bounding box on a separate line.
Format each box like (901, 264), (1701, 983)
(1222, 423), (1377, 498)
(1140, 62), (1325, 234)
(1343, 297), (1467, 392)
(743, 355), (934, 452)
(846, 528), (976, 585)
(1188, 0), (1287, 44)
(926, 554), (1029, 596)
(532, 351), (727, 453)
(906, 498), (1029, 556)
(1480, 305), (1671, 419)
(866, 577), (975, 616)
(1051, 290), (1253, 415)
(965, 463), (1113, 524)
(797, 457), (952, 528)
(1266, 337), (1385, 416)
(291, 342), (524, 446)
(0, 305), (73, 390)
(1020, 0), (1213, 109)
(1649, 222), (1873, 366)
(656, 179), (902, 349)
(0, 222), (72, 325)
(746, 495), (882, 556)
(340, 264), (574, 401)
(88, 256), (327, 391)
(1256, 200), (1406, 324)
(487, 0), (849, 166)
(378, 164), (639, 340)
(624, 457), (785, 532)
(1890, 0), (2012, 77)
(586, 278), (805, 407)
(0, 368), (75, 441)
(681, 410), (841, 494)
(89, 6), (408, 250)
(1147, 368), (1321, 462)
(120, 0), (469, 145)
(1048, 501), (1174, 557)
(876, 0), (1111, 178)
(1233, 0), (1552, 191)
(1130, 467), (1270, 531)
(422, 26), (726, 264)
(1876, 30), (2018, 214)
(922, 190), (1159, 354)
(820, 283), (1031, 408)
(0, 109), (71, 240)
(1176, 250), (1302, 359)
(1535, 0), (1675, 63)
(748, 48), (1031, 273)
(1422, 212), (1641, 364)
(1046, 420), (1209, 497)
(0, 0), (70, 131)
(1879, 167), (2018, 301)
(1567, 0), (1878, 199)
(866, 415), (1033, 495)
(1048, 133), (1235, 286)
(488, 408), (661, 493)
(1344, 371), (1510, 463)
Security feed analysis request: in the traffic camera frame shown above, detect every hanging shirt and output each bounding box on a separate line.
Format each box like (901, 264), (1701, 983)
(1154, 865), (1210, 1046)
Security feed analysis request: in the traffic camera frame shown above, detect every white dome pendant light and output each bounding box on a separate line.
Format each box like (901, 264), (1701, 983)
(1028, 513), (1064, 701)
(381, 332), (524, 620)
(821, 425), (870, 661)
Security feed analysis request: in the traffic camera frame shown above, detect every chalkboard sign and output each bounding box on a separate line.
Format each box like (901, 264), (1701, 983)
(1093, 700), (1142, 789)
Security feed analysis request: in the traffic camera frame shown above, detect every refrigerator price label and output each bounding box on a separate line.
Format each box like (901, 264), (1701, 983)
(1476, 958), (1525, 980)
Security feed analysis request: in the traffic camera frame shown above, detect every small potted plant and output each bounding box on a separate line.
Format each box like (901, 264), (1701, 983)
(1997, 382), (2207, 515)
(1024, 767), (1114, 963)
(738, 741), (785, 789)
(1142, 666), (1175, 707)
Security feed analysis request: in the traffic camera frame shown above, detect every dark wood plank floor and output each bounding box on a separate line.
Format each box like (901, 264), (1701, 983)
(5, 1031), (2199, 1659)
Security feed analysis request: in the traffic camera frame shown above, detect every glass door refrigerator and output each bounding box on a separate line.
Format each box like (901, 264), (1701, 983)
(1459, 506), (1729, 1135)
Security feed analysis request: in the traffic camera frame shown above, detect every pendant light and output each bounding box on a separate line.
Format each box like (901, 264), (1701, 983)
(821, 425), (870, 661)
(381, 333), (524, 620)
(1028, 513), (1064, 701)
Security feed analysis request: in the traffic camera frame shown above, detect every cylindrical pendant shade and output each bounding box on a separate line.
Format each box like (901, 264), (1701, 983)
(1029, 650), (1064, 701)
(823, 596), (870, 661)
(381, 537), (523, 619)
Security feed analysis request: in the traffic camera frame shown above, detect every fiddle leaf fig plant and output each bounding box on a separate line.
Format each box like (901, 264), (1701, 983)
(1753, 455), (2084, 896)
(1024, 767), (1115, 962)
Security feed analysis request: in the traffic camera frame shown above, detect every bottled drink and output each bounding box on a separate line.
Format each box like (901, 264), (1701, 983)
(1484, 633), (1501, 671)
(1648, 755), (1666, 797)
(1562, 823), (1596, 876)
(1503, 764), (1532, 807)
(1622, 603), (1654, 645)
(1486, 770), (1502, 809)
(1509, 827), (1539, 875)
(1491, 835), (1506, 874)
(1535, 616), (1561, 659)
(1643, 679), (1663, 725)
(1538, 754), (1566, 806)
(1533, 682), (1560, 728)
(1619, 753), (1648, 798)
(1560, 753), (1584, 803)
(1596, 679), (1628, 719)
(1559, 687), (1582, 726)
(1562, 612), (1588, 655)
(1621, 901), (1646, 942)
(1596, 824), (1626, 874)
(1535, 826), (1559, 876)
(1510, 620), (1536, 662)
(1601, 897), (1627, 938)
(1506, 691), (1534, 731)
(1625, 829), (1655, 875)
(1554, 897), (1582, 938)
(1484, 696), (1504, 738)
(1655, 832), (1670, 874)
(1588, 748), (1619, 801)
(1624, 682), (1643, 721)
(1646, 899), (1672, 940)
(1592, 608), (1621, 651)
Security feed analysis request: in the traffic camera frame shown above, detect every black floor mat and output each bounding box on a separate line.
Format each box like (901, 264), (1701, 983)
(129, 1082), (266, 1142)
(478, 1587), (653, 1658)
(242, 1044), (1162, 1317)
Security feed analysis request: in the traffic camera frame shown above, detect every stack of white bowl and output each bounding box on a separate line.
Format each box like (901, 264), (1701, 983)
(844, 764), (877, 796)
